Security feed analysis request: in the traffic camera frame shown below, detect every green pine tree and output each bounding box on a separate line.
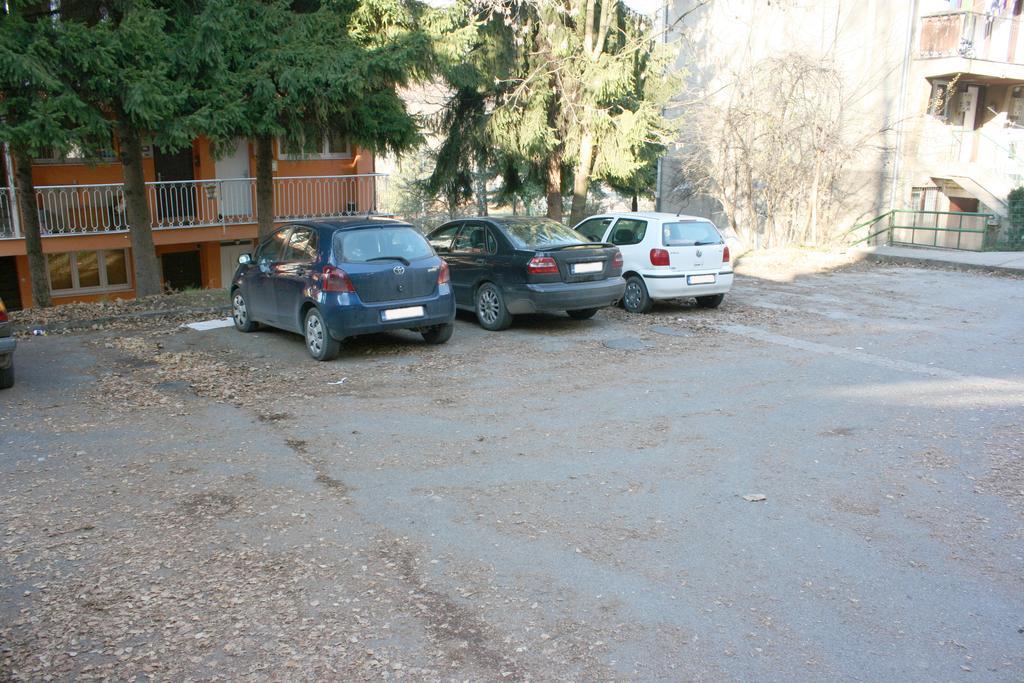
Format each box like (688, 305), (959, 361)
(46, 0), (202, 297)
(429, 0), (677, 224)
(198, 0), (431, 241)
(0, 4), (112, 308)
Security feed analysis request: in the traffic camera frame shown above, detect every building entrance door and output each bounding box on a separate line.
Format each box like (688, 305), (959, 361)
(153, 146), (196, 224)
(215, 139), (253, 220)
(219, 241), (255, 289)
(952, 85), (980, 164)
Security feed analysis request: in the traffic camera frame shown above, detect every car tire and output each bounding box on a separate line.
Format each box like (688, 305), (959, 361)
(0, 363), (12, 390)
(232, 290), (258, 332)
(566, 308), (598, 320)
(304, 307), (341, 361)
(421, 322), (454, 345)
(696, 294), (725, 309)
(622, 275), (653, 314)
(475, 283), (512, 331)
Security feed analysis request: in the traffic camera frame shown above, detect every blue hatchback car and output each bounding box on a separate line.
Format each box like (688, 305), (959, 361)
(230, 218), (456, 361)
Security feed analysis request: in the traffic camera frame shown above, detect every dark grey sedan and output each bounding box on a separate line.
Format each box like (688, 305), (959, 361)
(426, 217), (625, 330)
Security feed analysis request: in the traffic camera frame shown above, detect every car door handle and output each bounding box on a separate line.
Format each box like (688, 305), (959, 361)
(474, 258), (486, 264)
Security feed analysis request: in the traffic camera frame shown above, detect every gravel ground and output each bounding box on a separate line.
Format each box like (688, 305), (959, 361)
(1, 251), (1022, 681)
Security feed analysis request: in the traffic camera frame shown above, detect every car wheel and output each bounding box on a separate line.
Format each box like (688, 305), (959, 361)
(566, 308), (598, 320)
(421, 322), (454, 345)
(232, 290), (258, 332)
(475, 283), (512, 331)
(0, 363), (12, 390)
(304, 308), (341, 361)
(696, 294), (725, 309)
(622, 276), (652, 314)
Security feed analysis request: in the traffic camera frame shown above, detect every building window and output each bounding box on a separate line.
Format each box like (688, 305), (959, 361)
(47, 249), (131, 294)
(278, 132), (352, 160)
(927, 81), (950, 121)
(34, 144), (118, 165)
(910, 187), (940, 212)
(1010, 86), (1024, 126)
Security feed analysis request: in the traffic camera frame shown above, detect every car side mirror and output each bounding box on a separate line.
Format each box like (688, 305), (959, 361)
(238, 253), (252, 265)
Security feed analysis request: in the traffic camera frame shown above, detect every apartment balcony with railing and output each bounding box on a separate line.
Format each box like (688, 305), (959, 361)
(0, 173), (389, 240)
(917, 10), (1024, 79)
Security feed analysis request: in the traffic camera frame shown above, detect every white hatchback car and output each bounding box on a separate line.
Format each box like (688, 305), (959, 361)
(572, 212), (733, 313)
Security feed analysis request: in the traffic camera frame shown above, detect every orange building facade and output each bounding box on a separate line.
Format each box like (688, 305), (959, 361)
(0, 136), (384, 310)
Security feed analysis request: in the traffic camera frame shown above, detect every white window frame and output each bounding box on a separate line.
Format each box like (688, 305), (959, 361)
(47, 249), (132, 295)
(278, 134), (352, 160)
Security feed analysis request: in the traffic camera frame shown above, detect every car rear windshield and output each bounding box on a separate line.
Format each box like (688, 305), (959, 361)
(333, 227), (434, 263)
(662, 220), (723, 246)
(502, 219), (586, 249)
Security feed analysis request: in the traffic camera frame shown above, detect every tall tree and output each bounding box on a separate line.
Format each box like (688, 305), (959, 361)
(429, 0), (676, 224)
(199, 0), (430, 241)
(0, 4), (111, 308)
(52, 1), (201, 297)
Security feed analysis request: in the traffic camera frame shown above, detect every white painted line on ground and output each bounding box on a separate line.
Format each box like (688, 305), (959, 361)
(721, 324), (1024, 398)
(183, 317), (234, 331)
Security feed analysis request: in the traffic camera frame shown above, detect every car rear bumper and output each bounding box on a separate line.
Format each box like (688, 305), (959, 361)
(642, 270), (734, 299)
(0, 336), (15, 366)
(505, 277), (627, 314)
(320, 286), (456, 340)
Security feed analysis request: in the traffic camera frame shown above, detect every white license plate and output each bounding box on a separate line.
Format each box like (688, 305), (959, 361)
(688, 274), (716, 285)
(381, 306), (425, 321)
(573, 261), (603, 274)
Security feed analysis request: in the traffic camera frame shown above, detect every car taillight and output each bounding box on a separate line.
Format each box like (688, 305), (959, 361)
(611, 251), (623, 269)
(650, 249), (670, 266)
(723, 245), (730, 263)
(321, 265), (355, 293)
(527, 256), (559, 274)
(437, 260), (450, 285)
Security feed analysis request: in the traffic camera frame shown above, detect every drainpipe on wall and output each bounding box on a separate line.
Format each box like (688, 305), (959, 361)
(654, 0), (670, 213)
(2, 140), (20, 238)
(888, 0), (919, 215)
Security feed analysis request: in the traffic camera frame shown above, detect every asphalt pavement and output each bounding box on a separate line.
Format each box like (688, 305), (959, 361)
(1, 261), (1022, 681)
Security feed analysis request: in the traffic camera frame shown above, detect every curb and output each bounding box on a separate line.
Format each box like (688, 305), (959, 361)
(862, 252), (1024, 277)
(13, 305), (232, 335)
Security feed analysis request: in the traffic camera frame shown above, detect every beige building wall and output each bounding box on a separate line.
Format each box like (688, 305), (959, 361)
(661, 0), (1024, 244)
(659, 0), (915, 236)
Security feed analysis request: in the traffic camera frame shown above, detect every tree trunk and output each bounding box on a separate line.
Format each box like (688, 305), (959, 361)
(12, 149), (51, 308)
(569, 131), (595, 226)
(546, 152), (562, 222)
(255, 135), (275, 242)
(631, 195), (638, 212)
(118, 123), (162, 298)
(474, 152), (488, 216)
(808, 154), (821, 245)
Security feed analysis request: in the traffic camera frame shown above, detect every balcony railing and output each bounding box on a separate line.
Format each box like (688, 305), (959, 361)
(0, 188), (13, 239)
(952, 129), (1024, 189)
(918, 11), (1024, 64)
(0, 173), (388, 239)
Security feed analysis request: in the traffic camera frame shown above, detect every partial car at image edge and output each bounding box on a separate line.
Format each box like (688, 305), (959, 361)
(0, 297), (15, 389)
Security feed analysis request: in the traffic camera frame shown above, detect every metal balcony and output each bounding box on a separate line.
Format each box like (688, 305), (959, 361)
(917, 11), (1024, 80)
(0, 173), (389, 239)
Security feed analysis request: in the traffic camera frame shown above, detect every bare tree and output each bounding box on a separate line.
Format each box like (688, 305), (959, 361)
(670, 53), (887, 247)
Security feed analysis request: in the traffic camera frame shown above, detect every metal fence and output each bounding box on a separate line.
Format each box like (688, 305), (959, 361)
(890, 210), (990, 250)
(0, 173), (389, 239)
(847, 209), (1015, 251)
